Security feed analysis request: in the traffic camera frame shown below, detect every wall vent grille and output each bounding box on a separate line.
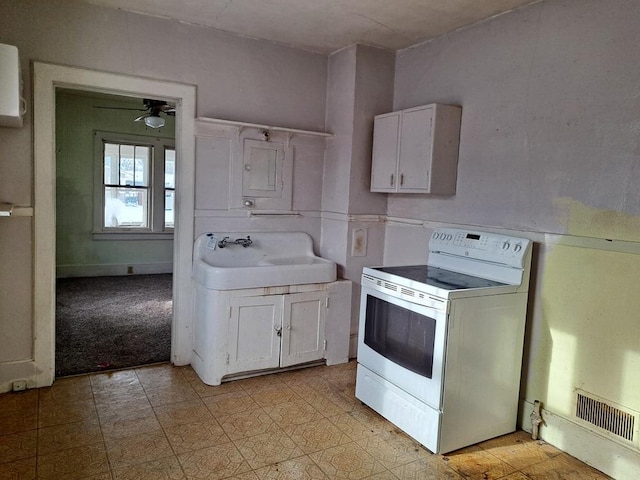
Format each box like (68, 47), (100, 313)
(575, 391), (636, 444)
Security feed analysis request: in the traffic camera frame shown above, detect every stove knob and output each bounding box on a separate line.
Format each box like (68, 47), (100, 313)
(514, 243), (522, 253)
(502, 241), (511, 250)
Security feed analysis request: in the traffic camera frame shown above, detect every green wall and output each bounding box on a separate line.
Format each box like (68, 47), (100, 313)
(55, 91), (176, 277)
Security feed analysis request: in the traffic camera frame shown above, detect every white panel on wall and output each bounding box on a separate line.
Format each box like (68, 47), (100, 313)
(195, 136), (232, 210)
(292, 142), (324, 212)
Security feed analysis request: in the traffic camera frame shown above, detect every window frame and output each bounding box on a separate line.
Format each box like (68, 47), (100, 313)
(93, 131), (175, 240)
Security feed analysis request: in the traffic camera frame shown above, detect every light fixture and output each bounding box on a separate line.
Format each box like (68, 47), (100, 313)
(144, 114), (165, 129)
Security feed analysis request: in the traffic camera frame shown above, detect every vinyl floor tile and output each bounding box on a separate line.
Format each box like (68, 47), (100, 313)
(310, 441), (388, 479)
(283, 417), (352, 454)
(36, 443), (110, 480)
(178, 442), (252, 480)
(217, 406), (276, 441)
(233, 425), (304, 469)
(112, 455), (185, 480)
(252, 455), (328, 479)
(520, 453), (612, 479)
(263, 398), (324, 427)
(163, 418), (229, 454)
(0, 456), (37, 480)
(443, 446), (517, 480)
(153, 399), (212, 429)
(390, 457), (462, 479)
(0, 430), (37, 464)
(37, 420), (103, 455)
(202, 390), (259, 417)
(105, 429), (173, 468)
(0, 361), (612, 480)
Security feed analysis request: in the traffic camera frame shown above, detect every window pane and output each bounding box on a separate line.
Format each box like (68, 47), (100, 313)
(134, 146), (150, 187)
(104, 143), (120, 185)
(165, 148), (175, 189)
(119, 144), (135, 186)
(164, 189), (175, 229)
(104, 186), (149, 228)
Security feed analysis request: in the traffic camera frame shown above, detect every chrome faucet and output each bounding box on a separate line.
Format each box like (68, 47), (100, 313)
(234, 236), (253, 248)
(217, 235), (252, 248)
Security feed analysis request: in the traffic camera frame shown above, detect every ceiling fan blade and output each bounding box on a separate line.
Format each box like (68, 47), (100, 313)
(134, 113), (150, 122)
(93, 106), (147, 111)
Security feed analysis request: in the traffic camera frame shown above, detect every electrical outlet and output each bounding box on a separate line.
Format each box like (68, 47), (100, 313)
(12, 380), (27, 392)
(127, 265), (134, 275)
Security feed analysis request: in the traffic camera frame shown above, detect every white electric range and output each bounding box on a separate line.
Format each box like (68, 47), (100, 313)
(355, 228), (532, 454)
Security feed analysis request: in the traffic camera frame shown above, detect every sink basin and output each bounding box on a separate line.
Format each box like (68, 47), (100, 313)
(193, 231), (337, 290)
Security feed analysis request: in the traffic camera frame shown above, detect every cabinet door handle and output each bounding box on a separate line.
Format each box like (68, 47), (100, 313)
(274, 325), (282, 337)
(390, 174), (395, 186)
(400, 173), (404, 186)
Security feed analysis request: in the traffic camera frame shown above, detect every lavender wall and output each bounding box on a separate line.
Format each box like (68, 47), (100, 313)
(0, 0), (327, 368)
(389, 1), (640, 476)
(392, 0), (640, 240)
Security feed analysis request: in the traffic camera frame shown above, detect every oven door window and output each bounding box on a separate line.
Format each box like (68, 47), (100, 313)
(364, 295), (437, 379)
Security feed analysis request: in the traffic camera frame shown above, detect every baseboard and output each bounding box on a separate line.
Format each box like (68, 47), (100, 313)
(0, 360), (38, 393)
(519, 399), (640, 480)
(56, 262), (173, 278)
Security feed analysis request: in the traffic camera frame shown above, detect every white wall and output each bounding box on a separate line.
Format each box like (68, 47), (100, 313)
(0, 0), (327, 386)
(391, 0), (640, 477)
(321, 45), (393, 353)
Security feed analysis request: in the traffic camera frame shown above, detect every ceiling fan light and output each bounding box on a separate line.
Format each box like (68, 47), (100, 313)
(144, 115), (165, 129)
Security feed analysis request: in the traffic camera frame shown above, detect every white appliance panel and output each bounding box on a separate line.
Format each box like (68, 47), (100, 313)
(357, 285), (448, 410)
(356, 364), (441, 453)
(355, 228), (532, 454)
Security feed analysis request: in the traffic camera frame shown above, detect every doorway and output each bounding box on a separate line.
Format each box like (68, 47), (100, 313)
(33, 63), (196, 387)
(54, 90), (176, 376)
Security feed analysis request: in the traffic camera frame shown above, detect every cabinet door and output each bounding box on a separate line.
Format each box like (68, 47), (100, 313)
(242, 139), (285, 199)
(398, 106), (434, 193)
(227, 295), (282, 374)
(280, 292), (327, 368)
(371, 112), (400, 192)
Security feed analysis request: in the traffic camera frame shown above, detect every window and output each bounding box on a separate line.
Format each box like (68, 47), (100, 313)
(94, 132), (175, 238)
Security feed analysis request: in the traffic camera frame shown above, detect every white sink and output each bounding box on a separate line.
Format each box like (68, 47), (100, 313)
(193, 231), (337, 290)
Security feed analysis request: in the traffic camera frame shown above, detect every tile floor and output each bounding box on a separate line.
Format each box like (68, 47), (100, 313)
(0, 361), (611, 479)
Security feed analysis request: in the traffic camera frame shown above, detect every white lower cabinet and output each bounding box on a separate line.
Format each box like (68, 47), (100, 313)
(228, 291), (327, 374)
(281, 292), (327, 367)
(227, 295), (283, 374)
(192, 282), (348, 386)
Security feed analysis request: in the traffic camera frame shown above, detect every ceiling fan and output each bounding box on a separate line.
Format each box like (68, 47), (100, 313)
(94, 98), (175, 128)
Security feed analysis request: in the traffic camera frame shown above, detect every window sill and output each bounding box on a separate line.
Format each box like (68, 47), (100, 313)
(92, 231), (174, 241)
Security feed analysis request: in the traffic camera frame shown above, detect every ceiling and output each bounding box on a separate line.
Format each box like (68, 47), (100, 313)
(84, 0), (541, 54)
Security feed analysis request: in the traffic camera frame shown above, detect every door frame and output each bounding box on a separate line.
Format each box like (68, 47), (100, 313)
(33, 62), (196, 386)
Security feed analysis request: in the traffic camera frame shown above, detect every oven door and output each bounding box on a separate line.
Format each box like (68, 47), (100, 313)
(357, 284), (448, 410)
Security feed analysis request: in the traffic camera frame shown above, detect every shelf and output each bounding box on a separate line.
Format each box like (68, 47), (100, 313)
(0, 204), (33, 217)
(196, 117), (332, 138)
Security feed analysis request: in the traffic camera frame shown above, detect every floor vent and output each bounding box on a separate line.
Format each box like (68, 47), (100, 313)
(575, 391), (637, 444)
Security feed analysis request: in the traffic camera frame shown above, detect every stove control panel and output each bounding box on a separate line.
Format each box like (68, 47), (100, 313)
(429, 228), (531, 267)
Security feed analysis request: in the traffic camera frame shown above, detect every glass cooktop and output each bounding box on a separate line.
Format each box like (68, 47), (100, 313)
(372, 265), (507, 291)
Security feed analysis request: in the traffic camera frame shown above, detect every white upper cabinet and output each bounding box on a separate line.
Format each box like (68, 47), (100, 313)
(371, 103), (461, 194)
(0, 44), (25, 128)
(242, 139), (285, 199)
